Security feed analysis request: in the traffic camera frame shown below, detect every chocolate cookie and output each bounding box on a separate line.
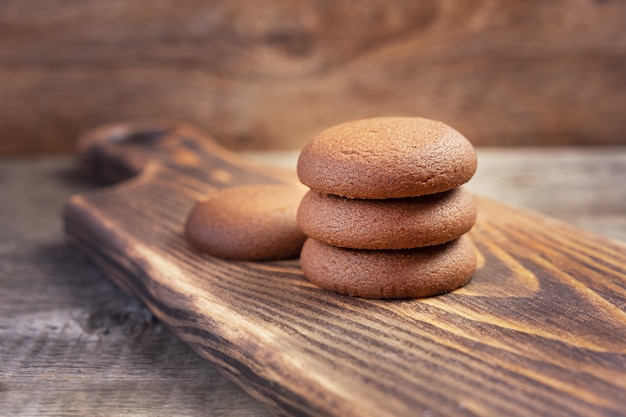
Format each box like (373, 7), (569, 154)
(297, 187), (476, 250)
(300, 235), (476, 299)
(184, 184), (306, 261)
(297, 117), (477, 199)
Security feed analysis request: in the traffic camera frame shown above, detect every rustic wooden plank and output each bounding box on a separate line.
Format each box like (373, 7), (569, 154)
(2, 140), (626, 417)
(1, 0), (625, 154)
(0, 148), (626, 416)
(61, 123), (626, 417)
(0, 157), (270, 417)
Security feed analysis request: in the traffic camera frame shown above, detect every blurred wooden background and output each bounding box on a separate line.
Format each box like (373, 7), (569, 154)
(1, 0), (625, 154)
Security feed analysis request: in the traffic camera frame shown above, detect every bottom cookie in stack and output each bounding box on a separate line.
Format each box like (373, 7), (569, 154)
(299, 235), (476, 299)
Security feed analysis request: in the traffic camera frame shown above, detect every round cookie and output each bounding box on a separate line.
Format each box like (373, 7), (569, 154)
(300, 235), (476, 299)
(297, 117), (477, 199)
(297, 187), (476, 250)
(184, 184), (306, 261)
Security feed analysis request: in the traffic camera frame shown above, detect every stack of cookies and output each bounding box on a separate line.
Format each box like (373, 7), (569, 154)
(296, 117), (478, 299)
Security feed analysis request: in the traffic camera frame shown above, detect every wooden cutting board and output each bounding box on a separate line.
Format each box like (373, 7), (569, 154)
(63, 122), (626, 417)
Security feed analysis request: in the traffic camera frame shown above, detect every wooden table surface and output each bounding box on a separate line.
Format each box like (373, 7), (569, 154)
(1, 147), (625, 416)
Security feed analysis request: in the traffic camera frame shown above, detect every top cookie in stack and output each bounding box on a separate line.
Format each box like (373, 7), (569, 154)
(297, 117), (477, 199)
(296, 117), (478, 299)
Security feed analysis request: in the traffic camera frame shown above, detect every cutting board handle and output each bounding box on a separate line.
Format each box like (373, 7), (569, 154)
(76, 121), (289, 188)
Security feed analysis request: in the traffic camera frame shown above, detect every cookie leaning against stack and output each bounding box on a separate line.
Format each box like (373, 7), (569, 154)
(297, 117), (478, 299)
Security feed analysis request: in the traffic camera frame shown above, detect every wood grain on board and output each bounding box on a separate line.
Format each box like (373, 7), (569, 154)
(62, 122), (626, 417)
(2, 0), (626, 155)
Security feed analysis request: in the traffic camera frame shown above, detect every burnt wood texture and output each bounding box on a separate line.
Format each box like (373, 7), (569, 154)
(62, 122), (626, 417)
(2, 0), (626, 154)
